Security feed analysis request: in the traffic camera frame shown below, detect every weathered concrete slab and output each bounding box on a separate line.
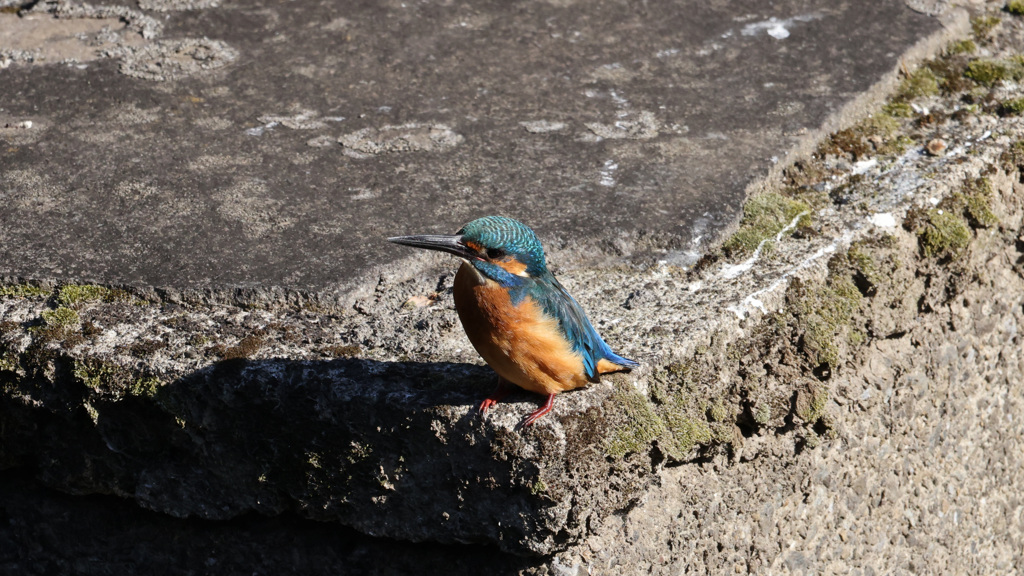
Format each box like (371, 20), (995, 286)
(1, 0), (942, 291)
(8, 0), (1024, 574)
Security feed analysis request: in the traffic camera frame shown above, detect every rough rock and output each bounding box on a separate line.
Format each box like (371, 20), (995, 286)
(3, 1), (1024, 574)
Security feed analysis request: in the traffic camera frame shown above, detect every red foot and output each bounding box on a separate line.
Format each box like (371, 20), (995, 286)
(479, 378), (514, 414)
(521, 394), (556, 427)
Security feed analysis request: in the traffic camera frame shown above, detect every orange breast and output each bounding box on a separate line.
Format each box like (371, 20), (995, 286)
(453, 262), (588, 396)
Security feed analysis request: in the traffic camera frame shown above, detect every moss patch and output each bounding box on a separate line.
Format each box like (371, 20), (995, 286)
(606, 387), (666, 459)
(972, 15), (1001, 40)
(723, 193), (811, 259)
(817, 113), (909, 161)
(947, 39), (977, 56)
(789, 272), (863, 369)
(1009, 1), (1024, 16)
(40, 307), (80, 329)
(0, 284), (51, 299)
(964, 59), (1010, 86)
(1000, 140), (1024, 171)
(882, 101), (914, 118)
(895, 68), (939, 101)
(73, 358), (132, 393)
(999, 97), (1024, 116)
(796, 384), (829, 423)
(956, 177), (999, 228)
(661, 412), (712, 456)
(72, 357), (162, 398)
(918, 209), (971, 259)
(213, 332), (266, 359)
(907, 177), (994, 258)
(57, 284), (132, 308)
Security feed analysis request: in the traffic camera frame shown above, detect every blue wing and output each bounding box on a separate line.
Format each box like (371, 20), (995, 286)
(529, 273), (638, 380)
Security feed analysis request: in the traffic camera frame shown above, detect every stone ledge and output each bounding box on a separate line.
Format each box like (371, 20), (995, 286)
(4, 4), (1024, 567)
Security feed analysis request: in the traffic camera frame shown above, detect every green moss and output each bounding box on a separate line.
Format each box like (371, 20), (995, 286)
(1000, 97), (1024, 116)
(818, 113), (909, 161)
(797, 386), (829, 423)
(0, 284), (51, 299)
(882, 101), (914, 118)
(57, 284), (132, 308)
(753, 402), (772, 425)
(847, 243), (885, 297)
(214, 333), (265, 359)
(71, 357), (160, 398)
(723, 193), (811, 258)
(530, 480), (548, 495)
(895, 68), (939, 100)
(708, 400), (728, 423)
(1000, 140), (1024, 170)
(919, 209), (971, 258)
(957, 178), (999, 228)
(129, 376), (162, 397)
(794, 276), (863, 368)
(1010, 55), (1024, 81)
(73, 358), (131, 393)
(862, 113), (899, 137)
(881, 135), (915, 156)
(661, 412), (712, 456)
(972, 15), (1001, 40)
(1009, 1), (1024, 15)
(41, 307), (80, 328)
(709, 422), (734, 443)
(964, 59), (1009, 86)
(0, 353), (17, 373)
(847, 245), (875, 277)
(947, 39), (977, 55)
(606, 388), (665, 459)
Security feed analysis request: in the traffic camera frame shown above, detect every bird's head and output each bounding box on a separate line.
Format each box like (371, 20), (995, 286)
(388, 216), (548, 284)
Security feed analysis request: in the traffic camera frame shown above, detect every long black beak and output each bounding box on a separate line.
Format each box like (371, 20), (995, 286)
(387, 234), (479, 260)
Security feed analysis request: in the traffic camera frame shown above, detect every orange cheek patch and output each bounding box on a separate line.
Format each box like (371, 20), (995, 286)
(497, 257), (528, 276)
(464, 240), (483, 252)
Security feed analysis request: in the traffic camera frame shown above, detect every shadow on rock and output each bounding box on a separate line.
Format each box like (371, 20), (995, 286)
(1, 354), (570, 555)
(0, 468), (538, 576)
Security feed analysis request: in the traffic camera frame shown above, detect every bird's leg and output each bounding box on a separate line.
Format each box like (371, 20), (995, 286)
(479, 376), (514, 414)
(521, 393), (556, 427)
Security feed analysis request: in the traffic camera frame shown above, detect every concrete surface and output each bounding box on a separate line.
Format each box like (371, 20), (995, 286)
(5, 0), (1024, 574)
(1, 0), (942, 290)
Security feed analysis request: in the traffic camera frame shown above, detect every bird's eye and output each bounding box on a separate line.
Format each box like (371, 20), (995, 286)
(486, 248), (505, 259)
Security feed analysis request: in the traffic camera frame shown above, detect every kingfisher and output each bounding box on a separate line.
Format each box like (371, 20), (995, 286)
(388, 216), (638, 426)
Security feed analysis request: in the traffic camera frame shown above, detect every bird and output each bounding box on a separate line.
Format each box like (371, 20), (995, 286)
(388, 216), (638, 426)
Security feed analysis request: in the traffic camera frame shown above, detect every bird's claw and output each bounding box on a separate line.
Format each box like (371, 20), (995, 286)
(479, 397), (499, 414)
